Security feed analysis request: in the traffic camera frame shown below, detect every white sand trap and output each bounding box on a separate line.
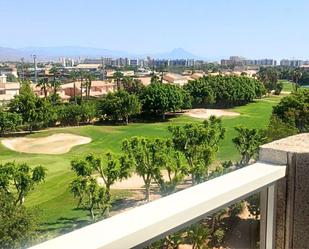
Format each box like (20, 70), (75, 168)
(1, 133), (91, 154)
(185, 108), (240, 119)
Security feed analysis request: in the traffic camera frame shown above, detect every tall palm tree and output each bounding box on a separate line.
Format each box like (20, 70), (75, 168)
(78, 70), (86, 103)
(122, 76), (134, 90)
(36, 77), (50, 99)
(292, 69), (302, 91)
(85, 72), (95, 100)
(69, 70), (78, 103)
(150, 73), (160, 84)
(113, 71), (123, 90)
(49, 66), (61, 96)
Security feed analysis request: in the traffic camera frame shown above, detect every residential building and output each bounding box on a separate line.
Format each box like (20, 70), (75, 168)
(129, 59), (138, 67)
(280, 59), (303, 67)
(163, 73), (188, 86)
(221, 56), (276, 66)
(0, 75), (20, 104)
(75, 64), (101, 71)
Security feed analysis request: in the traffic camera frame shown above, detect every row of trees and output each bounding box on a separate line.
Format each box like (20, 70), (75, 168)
(145, 125), (266, 249)
(1, 73), (271, 134)
(36, 67), (95, 104)
(0, 82), (98, 133)
(0, 79), (192, 135)
(184, 75), (266, 107)
(69, 115), (266, 222)
(70, 116), (225, 221)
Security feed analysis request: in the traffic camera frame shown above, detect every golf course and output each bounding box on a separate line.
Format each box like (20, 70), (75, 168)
(0, 95), (282, 237)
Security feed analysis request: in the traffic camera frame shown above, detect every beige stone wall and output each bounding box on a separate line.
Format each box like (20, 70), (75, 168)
(259, 134), (309, 249)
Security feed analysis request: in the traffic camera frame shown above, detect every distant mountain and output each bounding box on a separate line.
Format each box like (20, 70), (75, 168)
(19, 46), (131, 59)
(0, 46), (204, 61)
(0, 47), (28, 61)
(152, 48), (201, 59)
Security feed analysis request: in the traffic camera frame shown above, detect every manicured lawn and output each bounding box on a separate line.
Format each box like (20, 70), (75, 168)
(280, 79), (294, 92)
(0, 96), (281, 237)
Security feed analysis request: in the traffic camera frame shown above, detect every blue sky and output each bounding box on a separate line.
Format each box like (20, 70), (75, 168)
(1, 0), (309, 59)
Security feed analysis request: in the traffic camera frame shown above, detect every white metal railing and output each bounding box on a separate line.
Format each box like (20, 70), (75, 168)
(29, 162), (286, 249)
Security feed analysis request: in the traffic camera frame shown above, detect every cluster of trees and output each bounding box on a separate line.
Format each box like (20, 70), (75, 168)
(100, 90), (141, 124)
(257, 67), (283, 95)
(0, 162), (46, 248)
(70, 153), (132, 221)
(140, 82), (191, 119)
(270, 89), (309, 134)
(277, 67), (309, 87)
(0, 78), (193, 135)
(184, 75), (266, 107)
(70, 116), (225, 221)
(0, 82), (99, 134)
(1, 72), (272, 135)
(144, 123), (265, 248)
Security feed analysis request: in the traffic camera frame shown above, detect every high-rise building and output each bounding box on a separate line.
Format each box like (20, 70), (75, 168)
(221, 56), (276, 66)
(280, 59), (303, 67)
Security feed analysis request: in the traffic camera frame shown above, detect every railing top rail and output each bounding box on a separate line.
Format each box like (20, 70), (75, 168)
(30, 162), (286, 249)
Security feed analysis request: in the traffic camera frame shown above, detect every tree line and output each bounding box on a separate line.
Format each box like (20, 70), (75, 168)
(0, 74), (269, 135)
(184, 75), (266, 107)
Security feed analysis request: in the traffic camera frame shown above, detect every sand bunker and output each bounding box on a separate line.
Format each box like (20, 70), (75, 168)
(1, 133), (91, 154)
(185, 108), (240, 119)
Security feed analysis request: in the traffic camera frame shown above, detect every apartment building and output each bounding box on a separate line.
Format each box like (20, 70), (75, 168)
(221, 56), (276, 66)
(0, 74), (20, 104)
(280, 59), (303, 67)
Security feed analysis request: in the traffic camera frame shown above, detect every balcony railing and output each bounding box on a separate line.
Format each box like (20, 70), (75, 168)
(29, 162), (286, 249)
(29, 134), (309, 249)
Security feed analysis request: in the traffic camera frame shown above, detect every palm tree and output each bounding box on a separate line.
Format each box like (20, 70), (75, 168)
(78, 70), (86, 103)
(150, 73), (160, 84)
(36, 77), (50, 99)
(49, 67), (61, 96)
(292, 69), (302, 91)
(69, 70), (78, 103)
(122, 76), (133, 89)
(85, 72), (95, 100)
(113, 71), (123, 90)
(257, 67), (279, 94)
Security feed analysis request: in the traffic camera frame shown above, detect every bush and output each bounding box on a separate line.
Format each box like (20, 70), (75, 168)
(264, 115), (298, 142)
(0, 111), (22, 135)
(0, 191), (39, 249)
(272, 89), (309, 132)
(274, 81), (283, 95)
(56, 103), (96, 126)
(213, 228), (225, 247)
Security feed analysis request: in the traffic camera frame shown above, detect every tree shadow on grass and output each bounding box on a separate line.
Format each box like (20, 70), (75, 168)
(39, 216), (90, 234)
(111, 191), (145, 213)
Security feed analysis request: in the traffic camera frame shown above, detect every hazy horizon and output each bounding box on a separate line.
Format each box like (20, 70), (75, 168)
(1, 0), (309, 59)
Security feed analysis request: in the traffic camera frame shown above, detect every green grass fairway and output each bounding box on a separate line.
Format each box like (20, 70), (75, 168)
(0, 96), (281, 236)
(280, 79), (294, 92)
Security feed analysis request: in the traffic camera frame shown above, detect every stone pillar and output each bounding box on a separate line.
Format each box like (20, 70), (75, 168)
(259, 134), (309, 249)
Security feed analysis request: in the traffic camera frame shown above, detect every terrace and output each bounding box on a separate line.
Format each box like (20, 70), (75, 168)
(29, 134), (309, 249)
